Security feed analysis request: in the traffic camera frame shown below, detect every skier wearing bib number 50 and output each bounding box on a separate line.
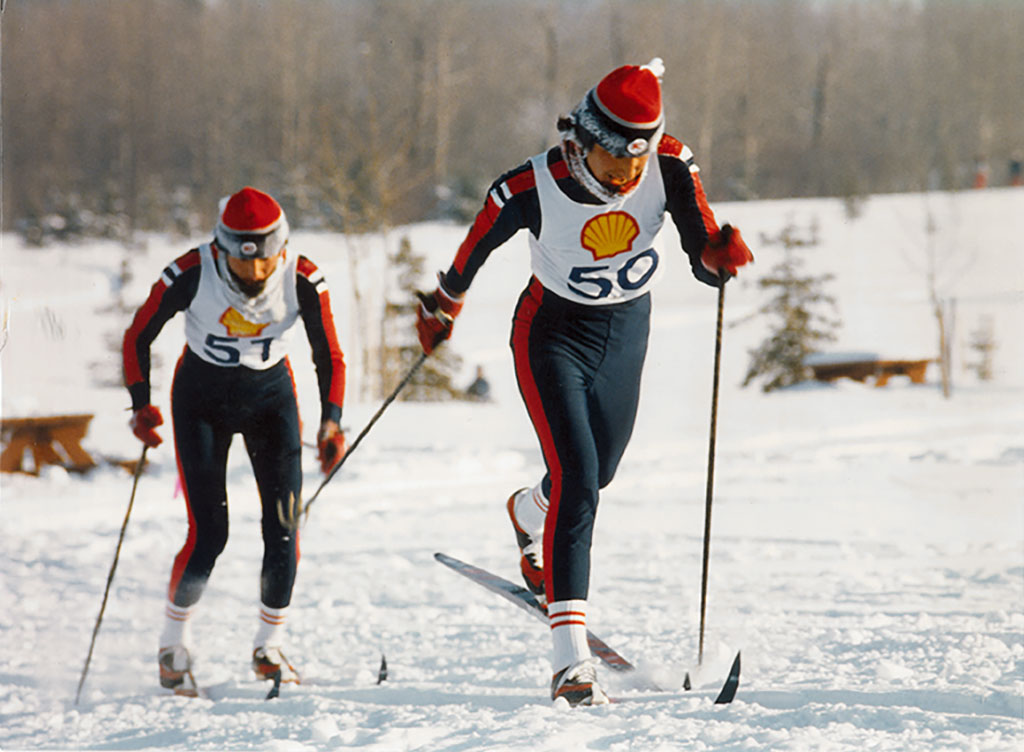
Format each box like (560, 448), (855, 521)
(122, 187), (347, 693)
(416, 59), (753, 706)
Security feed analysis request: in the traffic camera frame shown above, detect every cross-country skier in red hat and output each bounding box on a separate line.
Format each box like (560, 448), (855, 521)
(123, 186), (347, 693)
(416, 59), (753, 705)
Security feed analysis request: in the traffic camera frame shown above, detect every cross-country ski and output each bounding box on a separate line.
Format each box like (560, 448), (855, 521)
(435, 552), (741, 702)
(434, 552), (636, 674)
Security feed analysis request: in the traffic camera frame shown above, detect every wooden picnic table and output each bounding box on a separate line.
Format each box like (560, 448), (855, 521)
(806, 356), (932, 387)
(1, 414), (97, 474)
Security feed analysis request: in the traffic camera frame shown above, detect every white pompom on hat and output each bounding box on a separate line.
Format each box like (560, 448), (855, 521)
(561, 58), (666, 158)
(214, 186), (289, 259)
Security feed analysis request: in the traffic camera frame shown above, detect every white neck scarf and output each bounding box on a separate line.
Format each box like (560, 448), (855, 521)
(560, 139), (649, 204)
(215, 246), (288, 315)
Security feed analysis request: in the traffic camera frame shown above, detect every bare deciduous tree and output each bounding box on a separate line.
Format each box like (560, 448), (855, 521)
(5, 0), (1022, 235)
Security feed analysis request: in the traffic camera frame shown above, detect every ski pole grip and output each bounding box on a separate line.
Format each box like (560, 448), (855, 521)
(417, 289), (455, 326)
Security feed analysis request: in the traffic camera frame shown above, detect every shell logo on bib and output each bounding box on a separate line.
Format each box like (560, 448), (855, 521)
(580, 211), (640, 260)
(220, 307), (269, 337)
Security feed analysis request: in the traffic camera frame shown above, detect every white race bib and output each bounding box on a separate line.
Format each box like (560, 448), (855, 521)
(184, 243), (300, 368)
(529, 153), (667, 304)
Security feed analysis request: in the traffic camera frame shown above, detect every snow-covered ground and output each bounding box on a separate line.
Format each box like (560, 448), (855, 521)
(2, 188), (1022, 750)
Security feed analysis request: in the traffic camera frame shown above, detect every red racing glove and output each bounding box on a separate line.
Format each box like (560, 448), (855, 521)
(701, 224), (753, 278)
(130, 404), (164, 448)
(415, 273), (464, 355)
(317, 420), (347, 475)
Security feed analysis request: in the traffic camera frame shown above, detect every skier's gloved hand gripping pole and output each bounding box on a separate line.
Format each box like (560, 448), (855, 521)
(415, 272), (464, 355)
(701, 224), (751, 282)
(278, 274), (463, 531)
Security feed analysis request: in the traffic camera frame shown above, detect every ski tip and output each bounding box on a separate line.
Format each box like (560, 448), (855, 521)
(713, 651), (742, 705)
(377, 654), (389, 685)
(682, 672), (692, 691)
(434, 551), (462, 569)
(728, 650), (741, 677)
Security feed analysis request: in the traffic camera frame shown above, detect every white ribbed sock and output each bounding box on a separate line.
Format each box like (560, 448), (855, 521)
(253, 604), (288, 649)
(159, 600), (194, 649)
(548, 599), (589, 672)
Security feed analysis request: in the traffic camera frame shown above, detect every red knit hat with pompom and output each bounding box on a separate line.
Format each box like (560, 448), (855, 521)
(215, 186), (289, 259)
(562, 58), (665, 157)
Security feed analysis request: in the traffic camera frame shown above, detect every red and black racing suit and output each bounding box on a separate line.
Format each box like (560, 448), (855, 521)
(123, 248), (345, 609)
(442, 139), (721, 603)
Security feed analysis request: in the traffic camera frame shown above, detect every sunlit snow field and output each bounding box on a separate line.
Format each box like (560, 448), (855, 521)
(2, 188), (1022, 750)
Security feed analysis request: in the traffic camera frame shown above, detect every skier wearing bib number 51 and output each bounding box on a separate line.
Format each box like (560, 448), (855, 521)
(416, 59), (753, 706)
(122, 187), (347, 693)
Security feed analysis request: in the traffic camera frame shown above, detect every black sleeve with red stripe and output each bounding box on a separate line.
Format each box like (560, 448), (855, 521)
(296, 256), (346, 425)
(122, 249), (201, 410)
(441, 147), (600, 296)
(441, 156), (545, 296)
(658, 135), (722, 288)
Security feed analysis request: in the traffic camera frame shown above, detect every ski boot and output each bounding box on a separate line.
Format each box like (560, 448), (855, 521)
(507, 488), (546, 606)
(252, 646), (301, 684)
(158, 645), (198, 696)
(551, 659), (609, 707)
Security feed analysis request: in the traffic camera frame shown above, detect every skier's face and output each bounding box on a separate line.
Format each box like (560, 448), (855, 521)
(226, 251), (283, 297)
(586, 144), (649, 193)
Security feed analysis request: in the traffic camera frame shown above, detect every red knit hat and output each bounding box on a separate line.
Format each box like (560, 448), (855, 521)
(215, 186), (289, 259)
(562, 58), (665, 157)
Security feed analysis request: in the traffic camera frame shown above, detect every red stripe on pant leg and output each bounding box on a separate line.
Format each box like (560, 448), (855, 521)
(167, 350), (197, 603)
(511, 279), (562, 605)
(283, 356), (302, 439)
(282, 357), (301, 565)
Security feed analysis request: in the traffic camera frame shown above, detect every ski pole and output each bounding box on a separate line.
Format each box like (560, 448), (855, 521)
(697, 272), (727, 665)
(75, 444), (148, 705)
(279, 351), (429, 530)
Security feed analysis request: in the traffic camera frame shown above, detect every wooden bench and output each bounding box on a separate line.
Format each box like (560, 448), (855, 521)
(807, 357), (932, 387)
(1, 414), (97, 474)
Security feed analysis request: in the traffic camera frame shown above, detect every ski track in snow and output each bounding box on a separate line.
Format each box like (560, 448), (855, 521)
(2, 189), (1023, 750)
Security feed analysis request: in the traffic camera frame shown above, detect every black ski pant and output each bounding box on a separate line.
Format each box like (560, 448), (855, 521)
(168, 348), (302, 610)
(511, 278), (650, 603)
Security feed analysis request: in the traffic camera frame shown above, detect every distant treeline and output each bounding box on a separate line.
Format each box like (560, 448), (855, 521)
(5, 0), (1023, 242)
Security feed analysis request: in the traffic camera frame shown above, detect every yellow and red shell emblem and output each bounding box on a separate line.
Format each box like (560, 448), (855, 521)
(220, 307), (270, 337)
(580, 211), (640, 260)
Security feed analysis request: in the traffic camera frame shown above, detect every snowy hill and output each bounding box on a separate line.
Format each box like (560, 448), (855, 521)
(1, 188), (1022, 750)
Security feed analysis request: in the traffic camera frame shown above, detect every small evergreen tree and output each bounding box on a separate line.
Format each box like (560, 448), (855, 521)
(381, 236), (464, 401)
(741, 221), (841, 392)
(967, 315), (997, 382)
